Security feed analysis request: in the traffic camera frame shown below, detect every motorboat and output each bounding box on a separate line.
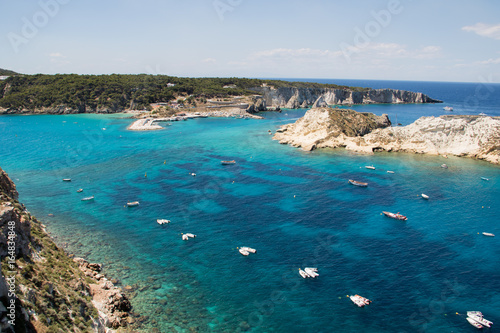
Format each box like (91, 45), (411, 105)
(127, 201), (140, 207)
(421, 193), (429, 199)
(443, 106), (453, 111)
(382, 211), (408, 221)
(349, 179), (368, 187)
(157, 219), (171, 225)
(304, 267), (319, 278)
(299, 267), (319, 278)
(482, 232), (495, 237)
(387, 171), (395, 174)
(365, 165), (375, 170)
(182, 233), (196, 241)
(299, 269), (309, 279)
(77, 188), (83, 193)
(81, 196), (94, 201)
(190, 173), (196, 176)
(466, 317), (483, 329)
(481, 177), (489, 181)
(467, 312), (493, 328)
(441, 164), (448, 169)
(238, 246), (257, 256)
(63, 178), (71, 182)
(221, 160), (236, 165)
(350, 294), (371, 307)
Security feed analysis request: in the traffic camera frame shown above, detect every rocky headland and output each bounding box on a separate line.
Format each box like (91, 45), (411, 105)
(251, 86), (442, 109)
(273, 107), (500, 164)
(0, 167), (133, 332)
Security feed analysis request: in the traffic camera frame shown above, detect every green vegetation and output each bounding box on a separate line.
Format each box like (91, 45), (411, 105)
(0, 74), (369, 111)
(1, 214), (99, 332)
(0, 68), (19, 76)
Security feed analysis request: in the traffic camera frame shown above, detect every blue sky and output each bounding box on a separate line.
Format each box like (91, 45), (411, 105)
(1, 0), (499, 82)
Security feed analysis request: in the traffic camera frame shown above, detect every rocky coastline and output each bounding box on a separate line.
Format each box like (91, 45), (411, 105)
(252, 87), (442, 109)
(0, 167), (133, 332)
(273, 107), (500, 164)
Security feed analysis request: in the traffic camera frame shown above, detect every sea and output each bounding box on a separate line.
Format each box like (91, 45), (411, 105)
(1, 79), (499, 332)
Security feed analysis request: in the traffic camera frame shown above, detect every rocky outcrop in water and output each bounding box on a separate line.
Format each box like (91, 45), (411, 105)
(273, 108), (500, 164)
(252, 87), (442, 109)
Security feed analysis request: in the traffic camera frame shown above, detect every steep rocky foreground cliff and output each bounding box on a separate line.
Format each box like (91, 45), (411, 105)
(252, 87), (442, 109)
(0, 167), (132, 332)
(273, 108), (500, 164)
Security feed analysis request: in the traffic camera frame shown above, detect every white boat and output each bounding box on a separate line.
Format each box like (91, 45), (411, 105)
(387, 171), (395, 174)
(479, 112), (487, 116)
(365, 165), (375, 170)
(77, 188), (83, 193)
(466, 317), (483, 329)
(304, 267), (319, 278)
(127, 201), (140, 207)
(467, 312), (493, 328)
(421, 193), (429, 199)
(190, 173), (196, 176)
(63, 178), (71, 182)
(441, 164), (448, 169)
(157, 219), (171, 225)
(221, 160), (236, 165)
(482, 232), (495, 237)
(238, 246), (256, 256)
(349, 179), (368, 187)
(350, 294), (371, 307)
(182, 233), (196, 241)
(481, 177), (489, 181)
(81, 196), (94, 201)
(443, 106), (453, 111)
(299, 269), (309, 279)
(382, 211), (408, 221)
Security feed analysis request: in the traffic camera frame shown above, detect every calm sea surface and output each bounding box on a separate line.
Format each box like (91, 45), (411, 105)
(1, 80), (499, 332)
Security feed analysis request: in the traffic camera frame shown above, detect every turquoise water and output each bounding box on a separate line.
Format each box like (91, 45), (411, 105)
(1, 81), (499, 332)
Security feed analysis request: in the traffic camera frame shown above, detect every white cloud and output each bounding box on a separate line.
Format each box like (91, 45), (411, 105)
(49, 52), (70, 65)
(202, 58), (216, 64)
(479, 57), (500, 65)
(462, 23), (500, 40)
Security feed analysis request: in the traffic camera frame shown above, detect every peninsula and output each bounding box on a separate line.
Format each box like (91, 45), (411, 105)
(0, 73), (441, 115)
(273, 107), (500, 164)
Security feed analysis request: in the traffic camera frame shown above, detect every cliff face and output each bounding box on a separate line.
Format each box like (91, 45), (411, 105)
(273, 108), (500, 164)
(0, 167), (132, 332)
(252, 87), (442, 109)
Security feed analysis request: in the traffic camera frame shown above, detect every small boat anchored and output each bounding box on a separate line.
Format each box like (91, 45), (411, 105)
(299, 267), (319, 278)
(349, 179), (368, 187)
(63, 178), (71, 182)
(387, 170), (395, 174)
(238, 246), (257, 256)
(467, 311), (493, 328)
(421, 193), (429, 200)
(157, 219), (171, 225)
(221, 160), (236, 165)
(481, 177), (489, 181)
(365, 165), (375, 170)
(441, 164), (448, 169)
(482, 232), (495, 237)
(181, 233), (196, 241)
(382, 211), (408, 221)
(443, 106), (453, 111)
(127, 201), (140, 207)
(81, 196), (94, 201)
(349, 294), (371, 307)
(466, 317), (483, 329)
(77, 188), (83, 193)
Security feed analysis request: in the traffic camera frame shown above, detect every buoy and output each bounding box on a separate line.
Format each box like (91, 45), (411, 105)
(145, 172), (147, 178)
(164, 160), (166, 164)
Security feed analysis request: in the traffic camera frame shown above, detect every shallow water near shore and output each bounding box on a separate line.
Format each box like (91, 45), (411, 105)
(1, 80), (500, 332)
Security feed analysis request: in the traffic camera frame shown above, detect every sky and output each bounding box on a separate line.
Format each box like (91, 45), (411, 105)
(1, 0), (499, 82)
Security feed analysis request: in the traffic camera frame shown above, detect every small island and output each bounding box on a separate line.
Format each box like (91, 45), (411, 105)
(273, 107), (500, 164)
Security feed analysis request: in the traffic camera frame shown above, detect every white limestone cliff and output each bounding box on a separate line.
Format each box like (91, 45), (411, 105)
(273, 108), (500, 164)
